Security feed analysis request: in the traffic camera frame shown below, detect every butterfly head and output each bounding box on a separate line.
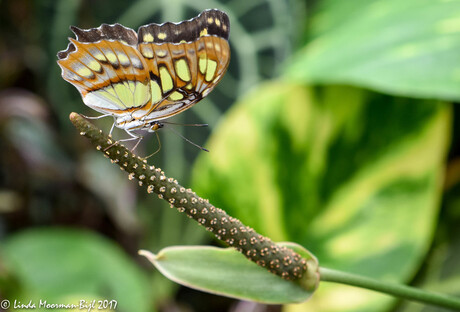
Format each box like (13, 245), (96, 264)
(148, 121), (164, 132)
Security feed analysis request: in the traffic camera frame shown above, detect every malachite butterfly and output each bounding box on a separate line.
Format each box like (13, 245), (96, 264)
(57, 9), (230, 138)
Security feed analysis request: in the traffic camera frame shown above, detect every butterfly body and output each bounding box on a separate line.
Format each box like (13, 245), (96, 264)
(57, 9), (230, 134)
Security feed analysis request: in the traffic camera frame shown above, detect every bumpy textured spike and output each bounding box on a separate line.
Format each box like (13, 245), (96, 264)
(70, 112), (308, 280)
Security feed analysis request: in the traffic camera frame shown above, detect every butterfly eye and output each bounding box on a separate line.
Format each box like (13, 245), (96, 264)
(150, 122), (163, 132)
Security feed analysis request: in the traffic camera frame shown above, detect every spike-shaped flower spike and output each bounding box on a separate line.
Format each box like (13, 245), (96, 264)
(70, 112), (319, 285)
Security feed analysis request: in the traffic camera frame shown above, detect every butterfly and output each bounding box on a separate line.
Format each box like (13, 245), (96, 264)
(57, 9), (230, 147)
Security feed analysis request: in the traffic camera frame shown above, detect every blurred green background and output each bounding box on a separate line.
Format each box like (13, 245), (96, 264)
(1, 0), (460, 311)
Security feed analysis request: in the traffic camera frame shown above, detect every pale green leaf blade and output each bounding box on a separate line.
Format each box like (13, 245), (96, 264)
(140, 242), (319, 304)
(285, 0), (460, 100)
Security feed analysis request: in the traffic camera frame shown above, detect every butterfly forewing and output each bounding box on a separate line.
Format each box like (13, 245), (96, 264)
(57, 9), (230, 132)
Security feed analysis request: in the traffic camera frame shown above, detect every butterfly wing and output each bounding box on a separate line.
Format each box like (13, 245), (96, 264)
(137, 9), (230, 123)
(57, 24), (154, 124)
(57, 10), (231, 132)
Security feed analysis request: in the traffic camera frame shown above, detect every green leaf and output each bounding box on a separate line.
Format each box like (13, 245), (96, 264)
(285, 0), (460, 101)
(192, 82), (451, 311)
(2, 228), (151, 312)
(140, 242), (319, 304)
(397, 183), (460, 311)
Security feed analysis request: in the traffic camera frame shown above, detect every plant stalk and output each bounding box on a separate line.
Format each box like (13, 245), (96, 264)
(69, 112), (312, 283)
(320, 267), (460, 310)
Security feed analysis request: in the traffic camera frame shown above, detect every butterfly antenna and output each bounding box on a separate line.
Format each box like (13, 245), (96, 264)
(162, 121), (209, 127)
(167, 126), (209, 152)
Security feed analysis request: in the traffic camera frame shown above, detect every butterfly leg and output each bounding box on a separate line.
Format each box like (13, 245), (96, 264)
(116, 129), (144, 153)
(81, 113), (112, 120)
(130, 136), (143, 153)
(108, 119), (116, 137)
(103, 129), (141, 152)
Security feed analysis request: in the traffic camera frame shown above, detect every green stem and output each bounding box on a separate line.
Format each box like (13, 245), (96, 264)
(320, 267), (460, 310)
